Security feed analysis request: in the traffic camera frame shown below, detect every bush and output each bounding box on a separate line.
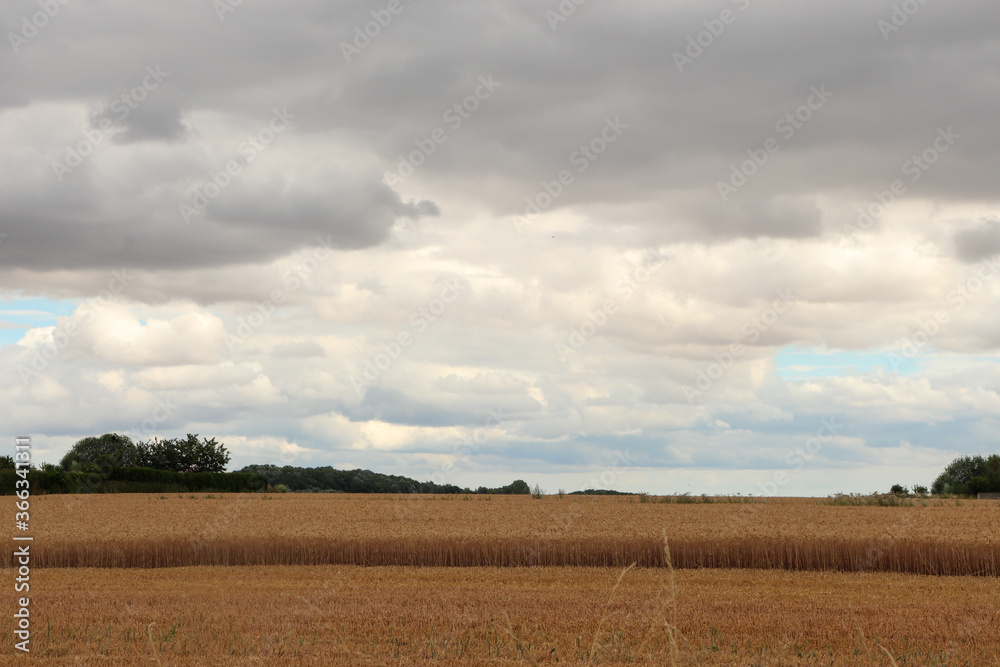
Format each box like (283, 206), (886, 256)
(101, 481), (189, 494)
(0, 468), (93, 494)
(108, 467), (265, 492)
(60, 433), (143, 470)
(567, 489), (631, 496)
(826, 493), (914, 507)
(487, 479), (531, 495)
(0, 467), (266, 495)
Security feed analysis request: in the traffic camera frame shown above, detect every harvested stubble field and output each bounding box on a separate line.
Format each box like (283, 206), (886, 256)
(11, 494), (1000, 575)
(4, 565), (998, 665)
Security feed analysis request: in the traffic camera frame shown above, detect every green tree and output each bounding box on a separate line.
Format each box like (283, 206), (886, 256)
(932, 455), (1000, 495)
(500, 479), (530, 495)
(138, 434), (230, 473)
(0, 455), (15, 470)
(60, 433), (142, 470)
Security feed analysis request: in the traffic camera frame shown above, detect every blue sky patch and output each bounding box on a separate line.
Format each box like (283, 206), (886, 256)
(0, 297), (78, 346)
(775, 345), (920, 380)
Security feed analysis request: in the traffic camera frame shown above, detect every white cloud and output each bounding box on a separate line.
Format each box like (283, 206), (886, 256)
(1, 0), (998, 493)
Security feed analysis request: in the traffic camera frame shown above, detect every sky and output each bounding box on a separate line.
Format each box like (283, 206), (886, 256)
(1, 0), (998, 496)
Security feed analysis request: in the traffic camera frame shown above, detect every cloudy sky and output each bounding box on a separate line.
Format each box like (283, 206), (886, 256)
(2, 0), (998, 495)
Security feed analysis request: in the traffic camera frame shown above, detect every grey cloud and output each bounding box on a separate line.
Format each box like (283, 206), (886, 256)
(0, 162), (438, 271)
(688, 195), (824, 240)
(355, 275), (387, 296)
(954, 219), (1000, 262)
(91, 84), (189, 144)
(3, 0), (997, 250)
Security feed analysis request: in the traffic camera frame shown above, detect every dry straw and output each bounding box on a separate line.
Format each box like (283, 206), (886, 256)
(8, 535), (998, 575)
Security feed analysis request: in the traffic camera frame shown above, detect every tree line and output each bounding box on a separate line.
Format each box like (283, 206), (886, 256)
(4, 432), (997, 497)
(0, 433), (530, 495)
(0, 433), (254, 495)
(238, 464), (530, 495)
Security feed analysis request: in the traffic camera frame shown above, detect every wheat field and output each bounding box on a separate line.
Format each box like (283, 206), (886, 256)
(8, 494), (1000, 664)
(6, 565), (999, 665)
(13, 494), (1000, 574)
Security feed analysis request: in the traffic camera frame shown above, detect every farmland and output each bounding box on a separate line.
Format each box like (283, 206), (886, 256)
(13, 494), (1000, 574)
(28, 494), (1000, 544)
(5, 494), (1000, 664)
(7, 566), (999, 664)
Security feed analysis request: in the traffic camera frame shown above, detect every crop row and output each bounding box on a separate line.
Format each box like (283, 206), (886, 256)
(7, 536), (999, 575)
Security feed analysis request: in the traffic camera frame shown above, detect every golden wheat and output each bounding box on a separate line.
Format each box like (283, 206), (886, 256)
(6, 535), (997, 575)
(9, 565), (1000, 665)
(11, 494), (999, 575)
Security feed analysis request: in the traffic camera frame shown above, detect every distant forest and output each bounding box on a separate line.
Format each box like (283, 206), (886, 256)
(238, 464), (531, 495)
(2, 433), (538, 495)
